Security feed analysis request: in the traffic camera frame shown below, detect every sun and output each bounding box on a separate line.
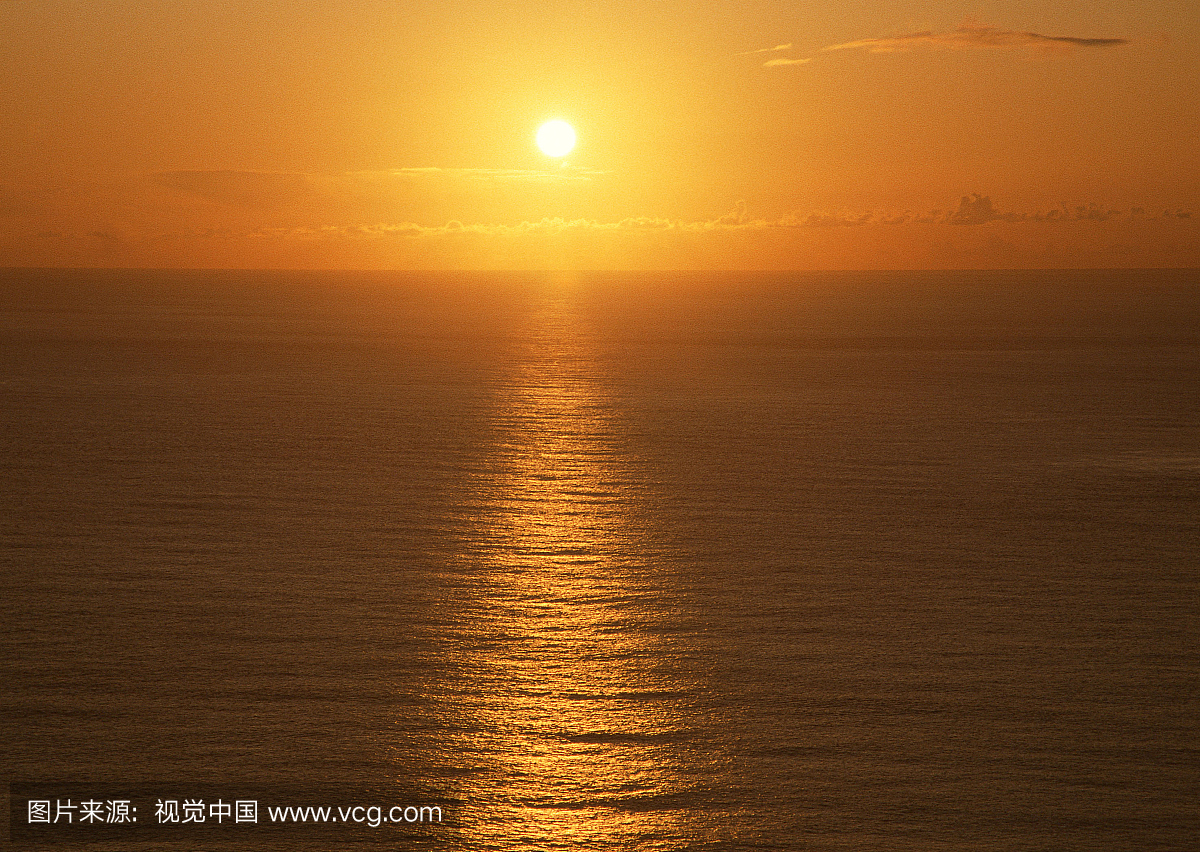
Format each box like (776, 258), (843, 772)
(536, 119), (576, 158)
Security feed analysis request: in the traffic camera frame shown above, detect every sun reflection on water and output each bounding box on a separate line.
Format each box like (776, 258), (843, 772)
(417, 285), (718, 849)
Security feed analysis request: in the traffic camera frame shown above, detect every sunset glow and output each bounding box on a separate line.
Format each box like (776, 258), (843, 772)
(0, 2), (1195, 269)
(4, 1), (1198, 844)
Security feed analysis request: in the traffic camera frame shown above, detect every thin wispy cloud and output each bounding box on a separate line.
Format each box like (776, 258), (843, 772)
(823, 22), (1128, 54)
(253, 197), (1189, 243)
(751, 21), (1128, 69)
(735, 43), (793, 57)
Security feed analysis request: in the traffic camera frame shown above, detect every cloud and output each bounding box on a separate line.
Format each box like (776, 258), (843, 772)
(270, 213), (729, 241)
(755, 20), (1124, 69)
(823, 21), (1128, 54)
(781, 196), (1155, 227)
(940, 197), (1135, 225)
(6, 188), (1192, 268)
(781, 211), (876, 228)
(735, 43), (793, 57)
(248, 196), (1190, 244)
(243, 196), (1191, 248)
(945, 194), (1024, 225)
(736, 43), (809, 67)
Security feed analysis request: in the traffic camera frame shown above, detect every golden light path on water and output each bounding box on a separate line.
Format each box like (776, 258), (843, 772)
(417, 282), (723, 849)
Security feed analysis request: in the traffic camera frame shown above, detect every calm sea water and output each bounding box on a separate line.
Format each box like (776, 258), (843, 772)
(2, 269), (1198, 850)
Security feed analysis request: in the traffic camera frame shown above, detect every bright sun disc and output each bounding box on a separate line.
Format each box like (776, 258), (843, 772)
(536, 120), (576, 157)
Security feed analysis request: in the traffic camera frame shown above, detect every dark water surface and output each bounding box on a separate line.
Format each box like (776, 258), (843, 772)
(3, 269), (1198, 850)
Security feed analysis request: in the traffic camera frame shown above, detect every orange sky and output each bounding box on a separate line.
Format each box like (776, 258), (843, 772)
(1, 0), (1196, 269)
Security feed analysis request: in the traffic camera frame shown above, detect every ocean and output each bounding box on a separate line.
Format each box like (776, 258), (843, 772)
(2, 268), (1198, 850)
